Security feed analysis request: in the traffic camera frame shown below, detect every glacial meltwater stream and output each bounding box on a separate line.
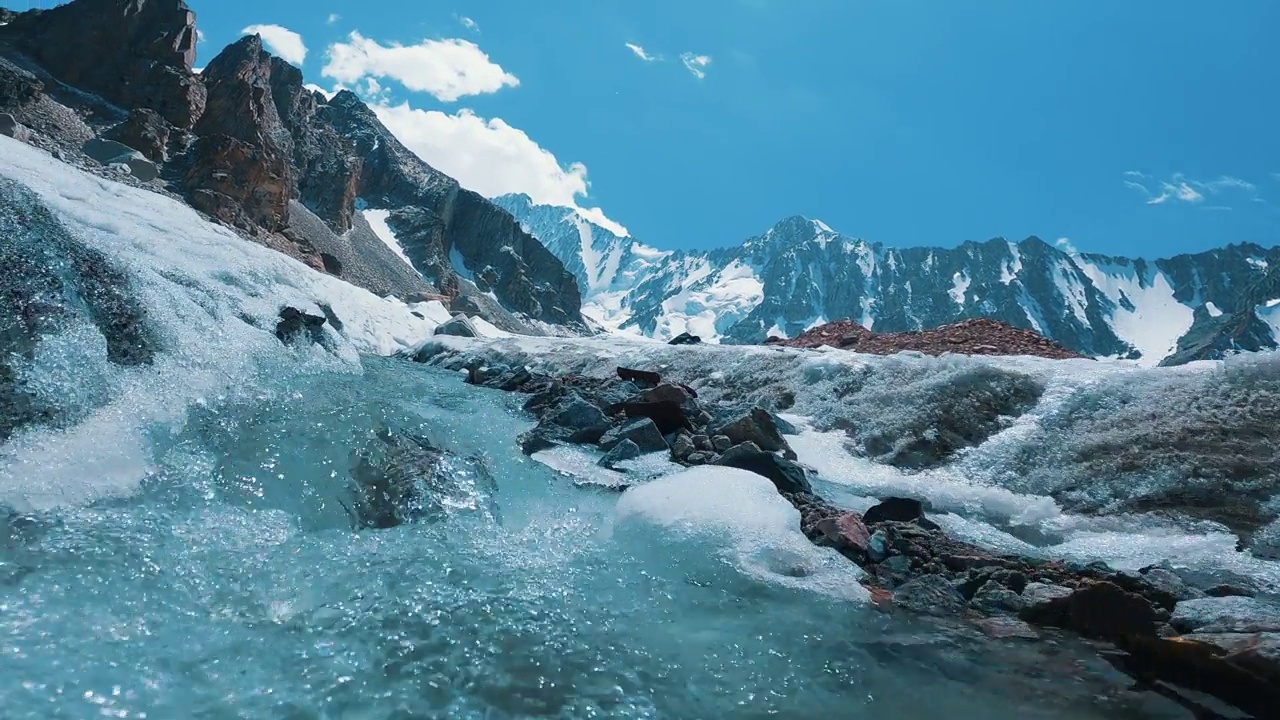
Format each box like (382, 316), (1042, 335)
(0, 356), (1229, 719)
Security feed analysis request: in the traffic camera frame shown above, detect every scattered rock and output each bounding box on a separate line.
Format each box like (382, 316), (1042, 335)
(668, 332), (702, 345)
(711, 435), (732, 452)
(892, 574), (965, 615)
(617, 366), (661, 387)
(518, 427), (560, 456)
(814, 512), (871, 556)
(275, 306), (327, 345)
(1169, 596), (1280, 634)
(598, 439), (641, 470)
(691, 434), (712, 451)
(671, 433), (695, 460)
(1248, 518), (1280, 560)
(434, 313), (479, 338)
(686, 451), (716, 464)
(714, 449), (813, 495)
(862, 497), (940, 531)
(712, 407), (797, 460)
(600, 417), (667, 454)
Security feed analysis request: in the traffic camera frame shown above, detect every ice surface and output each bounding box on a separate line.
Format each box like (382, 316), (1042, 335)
(0, 137), (442, 508)
(614, 467), (870, 601)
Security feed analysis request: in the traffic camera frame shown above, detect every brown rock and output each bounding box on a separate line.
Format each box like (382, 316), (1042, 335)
(0, 0), (206, 128)
(765, 317), (1087, 360)
(104, 108), (173, 162)
(814, 512), (871, 555)
(1022, 581), (1159, 643)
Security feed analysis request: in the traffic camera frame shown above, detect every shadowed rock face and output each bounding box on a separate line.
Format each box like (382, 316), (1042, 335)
(0, 0), (205, 129)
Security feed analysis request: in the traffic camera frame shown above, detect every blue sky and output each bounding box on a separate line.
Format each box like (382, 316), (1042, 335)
(12, 0), (1280, 256)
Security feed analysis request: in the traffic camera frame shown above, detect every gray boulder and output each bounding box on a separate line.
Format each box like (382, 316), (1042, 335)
(0, 113), (31, 143)
(1021, 582), (1074, 611)
(598, 439), (641, 469)
(600, 417), (667, 453)
(712, 407), (796, 460)
(434, 313), (479, 338)
(82, 138), (159, 181)
(1170, 596), (1280, 634)
(970, 580), (1028, 614)
(671, 432), (696, 460)
(547, 394), (611, 443)
(893, 574), (965, 615)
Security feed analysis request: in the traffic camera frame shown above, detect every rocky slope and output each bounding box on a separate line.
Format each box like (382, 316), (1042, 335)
(765, 317), (1087, 360)
(499, 194), (1280, 364)
(0, 0), (584, 334)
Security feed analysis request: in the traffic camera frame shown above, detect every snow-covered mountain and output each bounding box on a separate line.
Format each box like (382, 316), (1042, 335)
(497, 194), (1280, 364)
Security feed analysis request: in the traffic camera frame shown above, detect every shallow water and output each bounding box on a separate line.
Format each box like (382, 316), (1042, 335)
(0, 357), (1194, 719)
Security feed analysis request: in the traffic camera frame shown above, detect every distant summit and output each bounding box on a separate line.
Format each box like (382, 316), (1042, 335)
(499, 194), (1280, 365)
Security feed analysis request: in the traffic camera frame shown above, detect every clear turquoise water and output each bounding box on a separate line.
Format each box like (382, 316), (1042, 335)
(0, 358), (1188, 719)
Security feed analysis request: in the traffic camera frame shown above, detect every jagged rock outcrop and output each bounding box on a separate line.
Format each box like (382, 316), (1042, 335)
(0, 2), (586, 333)
(323, 92), (584, 328)
(0, 0), (205, 129)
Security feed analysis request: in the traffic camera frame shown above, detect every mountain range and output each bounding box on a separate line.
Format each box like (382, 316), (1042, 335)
(1, 0), (1277, 366)
(495, 194), (1280, 365)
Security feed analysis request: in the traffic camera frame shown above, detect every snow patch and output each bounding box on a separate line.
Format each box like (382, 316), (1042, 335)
(1205, 301), (1224, 318)
(362, 208), (416, 271)
(948, 271), (970, 306)
(1074, 258), (1194, 364)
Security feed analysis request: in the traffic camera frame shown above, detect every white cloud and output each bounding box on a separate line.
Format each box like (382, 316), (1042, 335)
(460, 16), (479, 32)
(196, 28), (206, 44)
(373, 102), (629, 237)
(323, 33), (518, 102)
(242, 24), (308, 66)
(1055, 237), (1079, 256)
(625, 43), (658, 62)
(305, 83), (337, 100)
(327, 13), (340, 25)
(680, 52), (712, 79)
(1124, 172), (1261, 208)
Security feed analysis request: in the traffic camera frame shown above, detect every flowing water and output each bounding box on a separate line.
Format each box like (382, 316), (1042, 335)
(1, 356), (1202, 720)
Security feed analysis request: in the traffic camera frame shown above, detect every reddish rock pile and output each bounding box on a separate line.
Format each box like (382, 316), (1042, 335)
(765, 317), (1087, 360)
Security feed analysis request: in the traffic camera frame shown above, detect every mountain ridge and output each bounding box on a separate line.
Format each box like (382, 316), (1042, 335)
(497, 193), (1280, 364)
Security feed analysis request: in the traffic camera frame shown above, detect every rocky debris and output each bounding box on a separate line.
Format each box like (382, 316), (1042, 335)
(0, 111), (30, 142)
(766, 317), (1087, 360)
(104, 108), (174, 163)
(716, 450), (813, 496)
(813, 512), (871, 556)
(1111, 634), (1280, 720)
(434, 314), (479, 338)
(345, 426), (498, 529)
(0, 0), (206, 129)
(668, 332), (702, 345)
(275, 306), (328, 346)
(1021, 581), (1161, 643)
(1249, 519), (1280, 560)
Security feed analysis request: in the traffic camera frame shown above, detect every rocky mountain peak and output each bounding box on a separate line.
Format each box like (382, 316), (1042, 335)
(0, 0), (204, 128)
